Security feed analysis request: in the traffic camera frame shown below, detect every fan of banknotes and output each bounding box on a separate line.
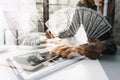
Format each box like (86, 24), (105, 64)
(46, 7), (112, 39)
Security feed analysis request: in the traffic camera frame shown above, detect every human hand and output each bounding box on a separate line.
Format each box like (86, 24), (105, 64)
(49, 39), (104, 60)
(73, 45), (85, 55)
(84, 39), (102, 59)
(49, 45), (74, 59)
(45, 29), (54, 39)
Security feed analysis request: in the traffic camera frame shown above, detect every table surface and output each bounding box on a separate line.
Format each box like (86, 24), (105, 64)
(100, 55), (120, 80)
(0, 46), (120, 80)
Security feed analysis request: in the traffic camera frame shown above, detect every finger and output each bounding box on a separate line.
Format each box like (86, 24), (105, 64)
(60, 48), (72, 58)
(45, 31), (51, 38)
(74, 46), (85, 55)
(67, 53), (75, 59)
(48, 30), (54, 38)
(49, 45), (67, 55)
(56, 46), (70, 55)
(49, 47), (59, 55)
(46, 30), (54, 38)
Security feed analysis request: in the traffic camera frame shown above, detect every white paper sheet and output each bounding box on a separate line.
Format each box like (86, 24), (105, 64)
(41, 59), (109, 80)
(75, 24), (88, 45)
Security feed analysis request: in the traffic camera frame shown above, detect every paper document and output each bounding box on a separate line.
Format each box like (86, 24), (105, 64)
(7, 49), (85, 80)
(74, 24), (88, 45)
(41, 59), (109, 80)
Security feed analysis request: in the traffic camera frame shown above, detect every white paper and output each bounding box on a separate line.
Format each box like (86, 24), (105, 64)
(45, 7), (75, 37)
(41, 59), (109, 80)
(68, 24), (88, 45)
(74, 24), (88, 45)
